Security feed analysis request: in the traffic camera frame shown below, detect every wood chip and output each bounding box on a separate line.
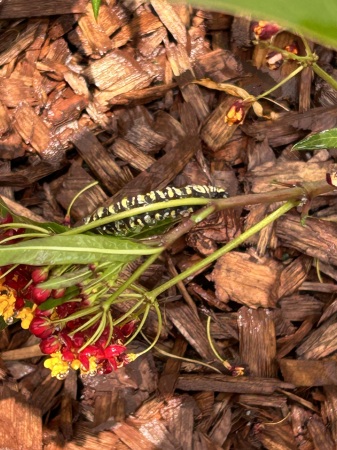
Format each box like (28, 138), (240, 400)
(176, 374), (294, 394)
(0, 0), (86, 18)
(210, 251), (282, 308)
(72, 128), (130, 195)
(13, 102), (52, 156)
(276, 213), (337, 266)
(279, 359), (337, 386)
(0, 385), (42, 450)
(150, 0), (187, 46)
(238, 306), (277, 377)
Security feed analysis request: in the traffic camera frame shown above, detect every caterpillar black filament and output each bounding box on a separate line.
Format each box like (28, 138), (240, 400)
(83, 185), (228, 237)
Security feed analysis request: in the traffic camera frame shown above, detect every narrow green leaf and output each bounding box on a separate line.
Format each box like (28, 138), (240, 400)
(0, 196), (68, 234)
(91, 0), (101, 19)
(38, 267), (92, 290)
(187, 0), (337, 48)
(0, 235), (158, 266)
(292, 129), (337, 150)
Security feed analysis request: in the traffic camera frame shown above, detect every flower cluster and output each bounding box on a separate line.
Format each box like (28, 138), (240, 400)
(0, 262), (137, 380)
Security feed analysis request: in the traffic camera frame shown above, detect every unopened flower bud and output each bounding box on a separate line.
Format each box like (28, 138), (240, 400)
(31, 286), (52, 305)
(40, 335), (61, 354)
(31, 267), (49, 284)
(51, 288), (66, 299)
(0, 213), (13, 224)
(29, 316), (54, 338)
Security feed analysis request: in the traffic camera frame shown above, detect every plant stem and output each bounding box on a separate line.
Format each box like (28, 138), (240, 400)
(140, 330), (222, 374)
(256, 65), (304, 100)
(301, 37), (314, 58)
(0, 223), (50, 234)
(135, 301), (162, 357)
(149, 200), (299, 299)
(124, 303), (151, 346)
(206, 316), (233, 371)
(214, 180), (334, 209)
(103, 252), (160, 309)
(66, 181), (99, 219)
(79, 312), (107, 351)
(111, 297), (145, 326)
(312, 63), (337, 91)
(0, 233), (51, 244)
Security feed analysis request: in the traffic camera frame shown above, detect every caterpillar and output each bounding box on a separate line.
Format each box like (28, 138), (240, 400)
(83, 185), (228, 237)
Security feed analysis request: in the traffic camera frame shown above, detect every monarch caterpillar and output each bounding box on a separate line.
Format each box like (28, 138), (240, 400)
(83, 185), (228, 237)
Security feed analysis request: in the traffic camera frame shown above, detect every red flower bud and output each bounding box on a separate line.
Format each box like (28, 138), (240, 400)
(31, 267), (49, 284)
(29, 317), (54, 338)
(51, 288), (66, 299)
(0, 213), (13, 224)
(40, 335), (61, 354)
(252, 21), (280, 40)
(31, 287), (52, 305)
(120, 320), (137, 338)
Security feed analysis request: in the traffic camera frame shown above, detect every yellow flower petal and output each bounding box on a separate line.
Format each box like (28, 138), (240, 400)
(44, 352), (69, 379)
(0, 287), (16, 321)
(17, 306), (35, 329)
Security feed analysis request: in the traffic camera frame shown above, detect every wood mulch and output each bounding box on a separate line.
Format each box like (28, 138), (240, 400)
(1, 1), (337, 449)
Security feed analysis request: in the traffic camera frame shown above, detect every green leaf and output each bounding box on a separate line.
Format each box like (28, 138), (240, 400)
(187, 0), (337, 48)
(0, 316), (8, 331)
(0, 196), (68, 234)
(37, 267), (93, 290)
(0, 235), (158, 266)
(292, 129), (337, 150)
(91, 0), (101, 19)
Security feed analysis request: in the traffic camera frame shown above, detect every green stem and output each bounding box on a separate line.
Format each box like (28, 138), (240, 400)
(206, 316), (232, 371)
(256, 65), (304, 100)
(106, 312), (114, 348)
(149, 200), (299, 299)
(68, 312), (102, 335)
(78, 313), (106, 351)
(134, 301), (162, 357)
(102, 252), (162, 309)
(140, 330), (222, 374)
(124, 303), (151, 346)
(0, 223), (50, 234)
(312, 63), (337, 91)
(301, 37), (314, 58)
(110, 297), (145, 326)
(66, 181), (99, 219)
(264, 43), (315, 63)
(0, 233), (50, 244)
(51, 305), (100, 324)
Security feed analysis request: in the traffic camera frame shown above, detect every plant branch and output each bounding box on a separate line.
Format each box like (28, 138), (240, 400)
(149, 199), (299, 299)
(312, 63), (337, 91)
